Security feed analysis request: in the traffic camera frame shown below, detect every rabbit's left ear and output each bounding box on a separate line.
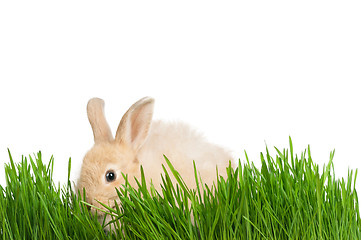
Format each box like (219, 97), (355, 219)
(115, 97), (154, 152)
(87, 98), (114, 143)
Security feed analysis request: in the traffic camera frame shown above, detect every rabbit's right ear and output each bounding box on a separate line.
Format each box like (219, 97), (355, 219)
(87, 98), (113, 143)
(115, 97), (154, 152)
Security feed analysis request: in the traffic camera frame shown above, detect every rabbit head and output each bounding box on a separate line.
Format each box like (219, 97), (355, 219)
(77, 97), (154, 212)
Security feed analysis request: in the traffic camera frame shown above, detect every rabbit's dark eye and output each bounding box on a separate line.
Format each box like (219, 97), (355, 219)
(105, 170), (116, 182)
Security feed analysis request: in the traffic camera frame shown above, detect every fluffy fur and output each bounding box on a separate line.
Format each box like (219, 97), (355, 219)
(77, 97), (233, 228)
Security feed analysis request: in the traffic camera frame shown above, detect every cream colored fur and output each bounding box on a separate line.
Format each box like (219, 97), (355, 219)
(77, 97), (233, 229)
(139, 120), (232, 188)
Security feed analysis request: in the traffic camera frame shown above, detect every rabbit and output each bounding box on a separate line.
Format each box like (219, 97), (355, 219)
(76, 97), (233, 229)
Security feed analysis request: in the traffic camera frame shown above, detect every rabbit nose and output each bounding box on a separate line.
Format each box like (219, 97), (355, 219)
(84, 198), (93, 211)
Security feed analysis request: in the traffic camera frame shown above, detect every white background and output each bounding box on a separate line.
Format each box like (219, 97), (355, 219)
(0, 2), (360, 193)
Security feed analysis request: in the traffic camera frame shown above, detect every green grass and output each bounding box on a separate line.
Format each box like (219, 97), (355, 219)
(1, 138), (360, 239)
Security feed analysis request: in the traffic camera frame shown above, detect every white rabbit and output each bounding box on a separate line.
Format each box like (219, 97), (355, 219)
(76, 97), (233, 228)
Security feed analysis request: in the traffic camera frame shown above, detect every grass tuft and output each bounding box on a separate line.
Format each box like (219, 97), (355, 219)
(1, 138), (360, 239)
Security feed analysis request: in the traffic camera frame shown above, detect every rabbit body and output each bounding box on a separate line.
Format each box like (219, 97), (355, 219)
(138, 120), (231, 189)
(77, 97), (232, 226)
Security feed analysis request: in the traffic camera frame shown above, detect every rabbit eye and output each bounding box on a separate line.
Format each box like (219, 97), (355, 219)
(105, 170), (116, 182)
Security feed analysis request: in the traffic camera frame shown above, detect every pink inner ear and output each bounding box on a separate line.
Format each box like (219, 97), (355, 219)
(130, 108), (149, 145)
(115, 97), (154, 149)
(131, 111), (141, 142)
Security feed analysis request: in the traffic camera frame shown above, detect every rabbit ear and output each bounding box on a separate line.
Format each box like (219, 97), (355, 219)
(87, 98), (114, 143)
(115, 97), (154, 152)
